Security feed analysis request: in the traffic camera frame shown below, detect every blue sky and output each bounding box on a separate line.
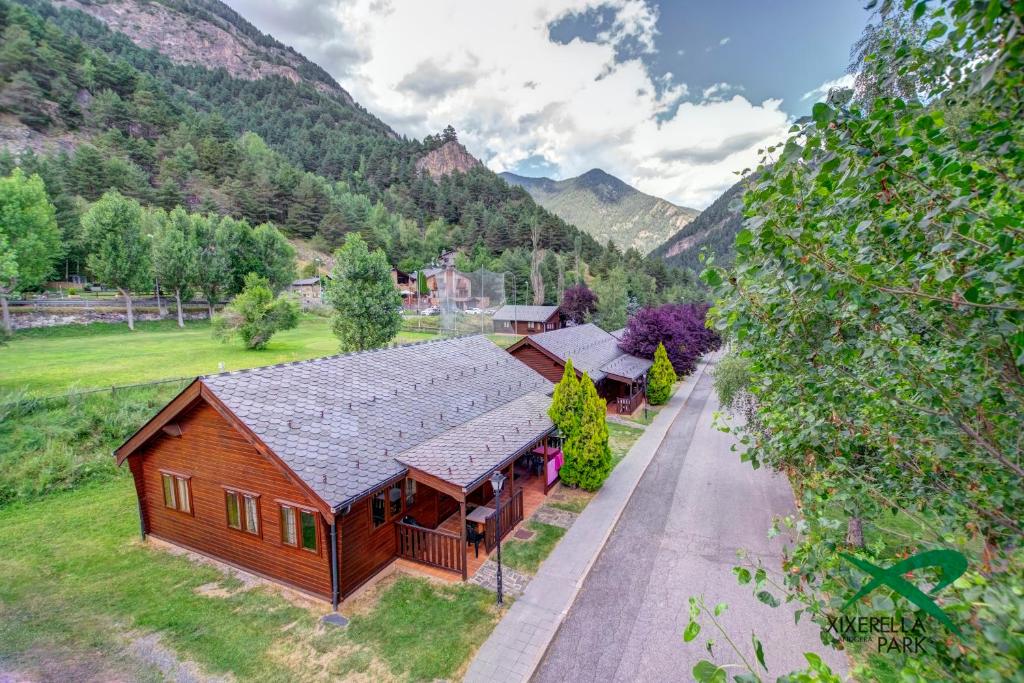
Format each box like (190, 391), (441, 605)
(227, 0), (873, 207)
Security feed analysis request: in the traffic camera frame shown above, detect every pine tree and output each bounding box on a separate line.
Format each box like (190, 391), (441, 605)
(562, 373), (612, 491)
(646, 342), (678, 405)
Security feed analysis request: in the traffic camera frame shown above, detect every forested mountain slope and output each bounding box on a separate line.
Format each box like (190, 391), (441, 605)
(648, 178), (745, 272)
(500, 168), (699, 255)
(0, 0), (610, 298)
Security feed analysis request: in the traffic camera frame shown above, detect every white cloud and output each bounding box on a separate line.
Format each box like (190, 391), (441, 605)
(225, 0), (793, 209)
(801, 73), (856, 101)
(719, 36), (731, 46)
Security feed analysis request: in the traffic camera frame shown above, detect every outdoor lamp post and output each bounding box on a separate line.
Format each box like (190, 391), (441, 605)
(489, 470), (507, 606)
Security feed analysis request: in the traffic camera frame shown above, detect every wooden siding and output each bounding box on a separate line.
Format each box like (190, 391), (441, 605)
(494, 316), (561, 336)
(509, 345), (569, 383)
(132, 401), (332, 599)
(339, 495), (397, 597)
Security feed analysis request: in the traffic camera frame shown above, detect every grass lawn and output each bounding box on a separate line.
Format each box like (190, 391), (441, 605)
(501, 521), (567, 574)
(608, 421), (644, 468)
(1, 317), (439, 395)
(0, 479), (499, 682)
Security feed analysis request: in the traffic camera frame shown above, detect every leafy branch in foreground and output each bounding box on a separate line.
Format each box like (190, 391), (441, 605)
(683, 595), (841, 683)
(702, 0), (1024, 678)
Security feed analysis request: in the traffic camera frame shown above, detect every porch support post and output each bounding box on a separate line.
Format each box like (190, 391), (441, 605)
(459, 501), (468, 580)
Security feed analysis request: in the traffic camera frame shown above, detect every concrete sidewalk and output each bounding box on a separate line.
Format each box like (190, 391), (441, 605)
(462, 356), (713, 683)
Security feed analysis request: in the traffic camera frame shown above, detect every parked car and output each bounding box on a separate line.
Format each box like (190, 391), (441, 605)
(463, 307), (483, 315)
(420, 306), (440, 316)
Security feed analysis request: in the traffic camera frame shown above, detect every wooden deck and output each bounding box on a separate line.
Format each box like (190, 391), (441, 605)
(434, 472), (549, 578)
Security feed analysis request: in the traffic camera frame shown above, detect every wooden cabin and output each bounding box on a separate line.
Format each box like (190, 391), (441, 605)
(491, 305), (562, 335)
(115, 337), (563, 608)
(506, 323), (652, 414)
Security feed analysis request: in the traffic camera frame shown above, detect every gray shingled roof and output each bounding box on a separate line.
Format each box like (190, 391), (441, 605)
(600, 354), (653, 381)
(526, 323), (650, 383)
(397, 393), (553, 490)
(200, 336), (553, 509)
(609, 328), (626, 340)
(492, 305), (560, 322)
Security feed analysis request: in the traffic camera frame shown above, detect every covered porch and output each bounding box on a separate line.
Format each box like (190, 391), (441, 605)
(393, 393), (559, 579)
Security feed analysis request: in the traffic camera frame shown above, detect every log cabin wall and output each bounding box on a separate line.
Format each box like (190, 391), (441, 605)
(131, 400), (332, 599)
(508, 345), (568, 383)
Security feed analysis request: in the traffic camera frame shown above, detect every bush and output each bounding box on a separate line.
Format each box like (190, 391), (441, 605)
(213, 273), (299, 349)
(646, 342), (677, 405)
(712, 352), (750, 410)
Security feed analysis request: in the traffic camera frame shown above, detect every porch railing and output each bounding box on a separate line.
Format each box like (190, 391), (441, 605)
(395, 522), (465, 574)
(484, 487), (524, 552)
(616, 391), (644, 415)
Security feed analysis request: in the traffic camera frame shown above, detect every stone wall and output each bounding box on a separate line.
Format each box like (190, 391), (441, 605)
(10, 309), (210, 330)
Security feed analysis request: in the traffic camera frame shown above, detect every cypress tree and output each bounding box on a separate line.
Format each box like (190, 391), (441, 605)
(548, 358), (583, 465)
(646, 342), (677, 405)
(564, 373), (612, 491)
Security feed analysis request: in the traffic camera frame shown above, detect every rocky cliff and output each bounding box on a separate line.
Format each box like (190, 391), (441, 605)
(414, 141), (483, 179)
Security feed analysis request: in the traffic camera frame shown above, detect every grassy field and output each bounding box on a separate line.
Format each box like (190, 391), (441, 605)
(1, 317), (441, 395)
(0, 479), (499, 682)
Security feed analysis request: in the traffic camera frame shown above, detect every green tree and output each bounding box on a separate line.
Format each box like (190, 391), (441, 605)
(548, 359), (583, 445)
(214, 272), (299, 350)
(592, 266), (628, 330)
(81, 190), (150, 330)
(326, 232), (402, 352)
(561, 373), (611, 491)
(149, 207), (197, 328)
(646, 342), (677, 405)
(701, 1), (1024, 677)
(191, 213), (230, 318)
(0, 168), (61, 333)
(250, 222), (296, 293)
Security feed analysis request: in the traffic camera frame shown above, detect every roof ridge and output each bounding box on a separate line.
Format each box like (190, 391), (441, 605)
(200, 333), (490, 380)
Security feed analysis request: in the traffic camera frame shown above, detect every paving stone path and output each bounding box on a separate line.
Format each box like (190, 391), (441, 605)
(470, 559), (531, 598)
(531, 505), (578, 529)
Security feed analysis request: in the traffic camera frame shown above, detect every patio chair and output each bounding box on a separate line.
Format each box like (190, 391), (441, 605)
(466, 523), (485, 557)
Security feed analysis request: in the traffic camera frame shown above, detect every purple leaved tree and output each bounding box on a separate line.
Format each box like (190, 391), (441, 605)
(619, 303), (721, 375)
(561, 284), (598, 325)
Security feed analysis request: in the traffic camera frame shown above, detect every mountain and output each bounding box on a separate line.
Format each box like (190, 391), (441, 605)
(500, 168), (699, 255)
(52, 0), (357, 102)
(648, 178), (746, 272)
(0, 0), (610, 291)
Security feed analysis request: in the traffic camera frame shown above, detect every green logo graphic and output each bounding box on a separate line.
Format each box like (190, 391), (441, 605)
(840, 549), (968, 636)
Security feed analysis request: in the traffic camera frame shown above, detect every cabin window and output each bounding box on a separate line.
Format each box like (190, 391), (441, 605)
(503, 321), (512, 329)
(224, 489), (259, 534)
(161, 472), (191, 514)
(300, 510), (317, 551)
(527, 321), (536, 330)
(546, 322), (555, 330)
(279, 504), (318, 552)
(389, 483), (403, 517)
(371, 489), (387, 528)
(405, 479), (417, 507)
(280, 505), (297, 546)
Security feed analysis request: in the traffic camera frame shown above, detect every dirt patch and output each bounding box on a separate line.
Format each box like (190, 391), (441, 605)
(1, 643), (149, 683)
(126, 633), (232, 683)
(268, 637), (395, 683)
(193, 582), (239, 599)
(147, 537), (328, 612)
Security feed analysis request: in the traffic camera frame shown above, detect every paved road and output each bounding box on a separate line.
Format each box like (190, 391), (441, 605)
(534, 362), (847, 682)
